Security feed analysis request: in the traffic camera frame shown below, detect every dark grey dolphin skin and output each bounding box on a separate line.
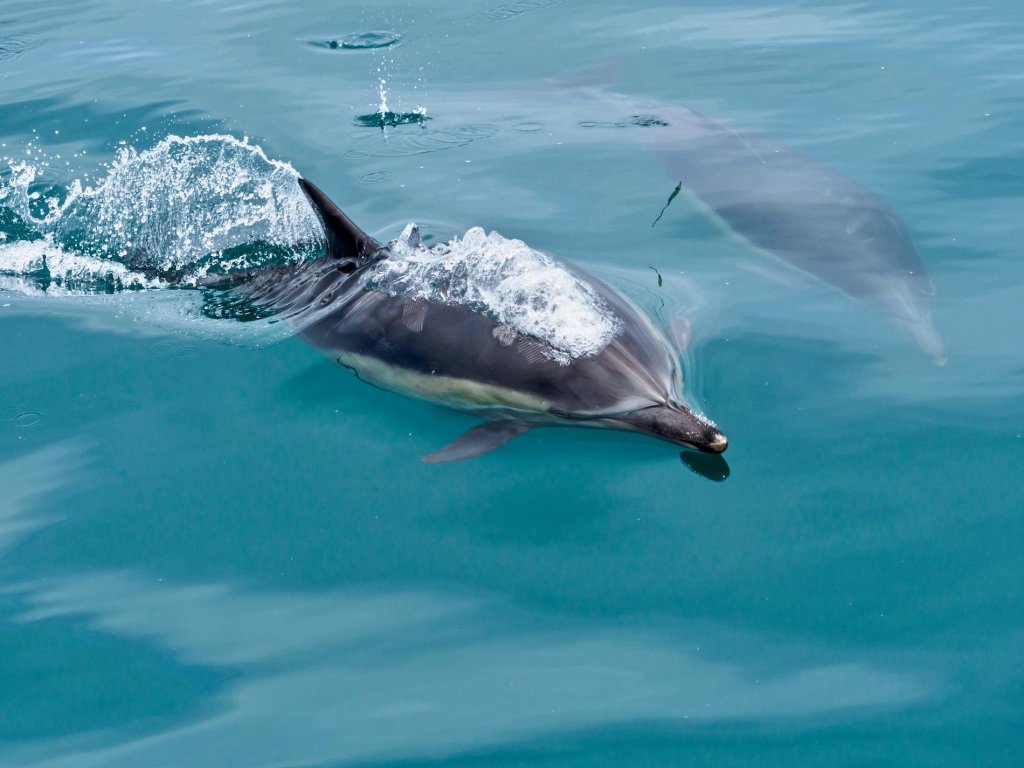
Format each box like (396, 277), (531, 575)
(238, 179), (727, 463)
(630, 101), (945, 363)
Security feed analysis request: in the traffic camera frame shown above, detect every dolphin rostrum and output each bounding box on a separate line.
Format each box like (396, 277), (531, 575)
(235, 178), (727, 463)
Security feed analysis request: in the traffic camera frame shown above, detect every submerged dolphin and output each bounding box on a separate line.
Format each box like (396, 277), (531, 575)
(611, 97), (945, 363)
(236, 179), (727, 463)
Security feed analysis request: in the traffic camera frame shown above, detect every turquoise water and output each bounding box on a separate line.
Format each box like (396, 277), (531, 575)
(2, 1), (1022, 765)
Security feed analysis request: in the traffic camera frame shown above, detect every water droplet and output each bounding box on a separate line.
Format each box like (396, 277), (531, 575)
(344, 124), (498, 160)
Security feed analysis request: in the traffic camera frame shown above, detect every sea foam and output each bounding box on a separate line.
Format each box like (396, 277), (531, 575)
(366, 224), (622, 364)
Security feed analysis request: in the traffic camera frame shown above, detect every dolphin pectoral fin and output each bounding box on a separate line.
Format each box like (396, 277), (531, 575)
(667, 315), (692, 354)
(422, 420), (532, 464)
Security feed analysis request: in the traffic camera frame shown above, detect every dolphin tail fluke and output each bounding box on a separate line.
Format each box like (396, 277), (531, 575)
(297, 178), (382, 268)
(422, 420), (532, 464)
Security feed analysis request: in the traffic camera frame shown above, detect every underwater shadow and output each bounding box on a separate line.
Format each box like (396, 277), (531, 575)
(680, 450), (730, 482)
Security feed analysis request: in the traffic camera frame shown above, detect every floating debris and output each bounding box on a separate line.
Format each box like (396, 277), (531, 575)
(652, 182), (683, 227)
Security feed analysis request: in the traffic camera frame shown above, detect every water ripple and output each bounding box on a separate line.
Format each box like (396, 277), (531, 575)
(344, 124), (500, 160)
(357, 171), (395, 185)
(305, 31), (401, 52)
(11, 412), (43, 428)
(0, 34), (42, 64)
(578, 114), (670, 129)
(484, 0), (570, 22)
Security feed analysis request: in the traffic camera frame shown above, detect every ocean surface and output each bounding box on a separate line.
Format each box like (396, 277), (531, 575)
(1, 1), (1022, 765)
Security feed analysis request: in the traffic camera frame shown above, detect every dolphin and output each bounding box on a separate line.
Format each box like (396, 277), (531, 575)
(628, 101), (945, 363)
(234, 178), (727, 463)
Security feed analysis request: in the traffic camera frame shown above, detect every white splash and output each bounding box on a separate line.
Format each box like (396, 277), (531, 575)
(367, 224), (622, 363)
(0, 236), (165, 291)
(0, 133), (327, 347)
(1, 134), (320, 283)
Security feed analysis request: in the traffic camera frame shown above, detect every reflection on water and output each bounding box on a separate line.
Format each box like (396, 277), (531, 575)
(8, 571), (934, 768)
(0, 440), (84, 553)
(679, 450), (730, 482)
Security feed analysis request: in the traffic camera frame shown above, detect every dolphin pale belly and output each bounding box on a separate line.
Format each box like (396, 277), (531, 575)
(633, 102), (945, 363)
(238, 179), (726, 463)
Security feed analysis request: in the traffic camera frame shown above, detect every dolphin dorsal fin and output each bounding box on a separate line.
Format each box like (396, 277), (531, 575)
(298, 178), (381, 267)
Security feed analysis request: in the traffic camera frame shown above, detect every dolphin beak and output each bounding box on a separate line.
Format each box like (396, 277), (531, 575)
(703, 431), (729, 453)
(612, 404), (728, 454)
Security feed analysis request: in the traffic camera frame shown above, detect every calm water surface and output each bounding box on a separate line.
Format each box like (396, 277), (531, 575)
(1, 1), (1022, 765)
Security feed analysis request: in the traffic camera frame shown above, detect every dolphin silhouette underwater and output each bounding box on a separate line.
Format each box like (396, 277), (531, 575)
(628, 101), (945, 364)
(232, 179), (727, 463)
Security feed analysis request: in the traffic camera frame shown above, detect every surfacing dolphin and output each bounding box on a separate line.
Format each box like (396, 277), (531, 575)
(236, 179), (727, 463)
(614, 97), (946, 364)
